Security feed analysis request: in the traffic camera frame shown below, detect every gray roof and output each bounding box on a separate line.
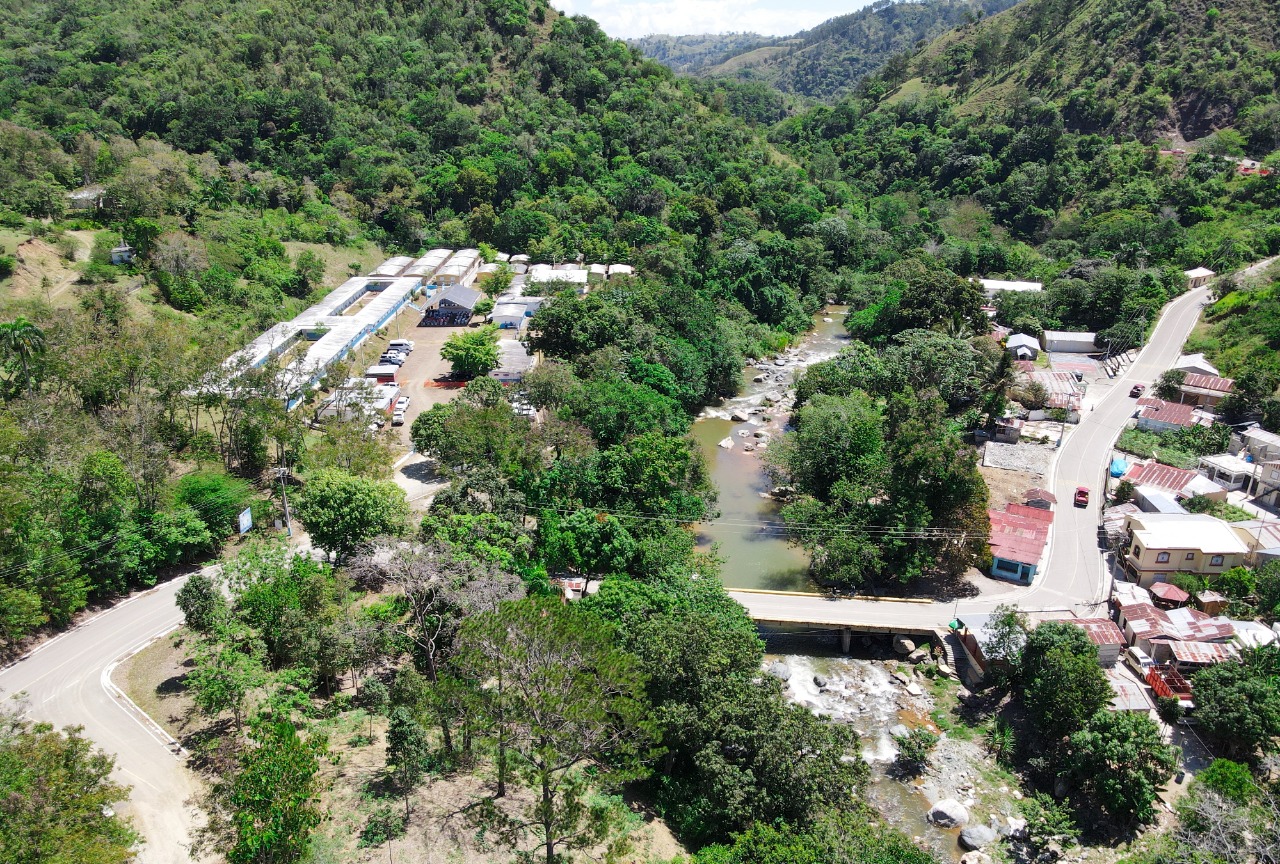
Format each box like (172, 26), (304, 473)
(1007, 334), (1040, 350)
(436, 285), (482, 310)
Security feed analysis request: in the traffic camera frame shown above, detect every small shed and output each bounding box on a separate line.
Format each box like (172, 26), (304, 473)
(1024, 488), (1057, 510)
(1174, 353), (1220, 377)
(491, 302), (530, 329)
(1006, 333), (1040, 360)
(1185, 267), (1216, 290)
(110, 243), (135, 265)
(1195, 590), (1229, 616)
(993, 417), (1024, 444)
(1041, 330), (1096, 353)
(1133, 486), (1188, 515)
(1070, 618), (1127, 666)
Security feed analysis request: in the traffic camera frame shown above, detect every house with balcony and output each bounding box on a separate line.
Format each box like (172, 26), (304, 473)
(1122, 512), (1249, 588)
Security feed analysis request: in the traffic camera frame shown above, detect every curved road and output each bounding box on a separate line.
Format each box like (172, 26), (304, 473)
(731, 282), (1215, 629)
(0, 576), (196, 864)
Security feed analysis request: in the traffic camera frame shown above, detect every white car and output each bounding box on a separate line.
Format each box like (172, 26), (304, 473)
(391, 410), (406, 426)
(388, 339), (415, 352)
(1124, 647), (1155, 678)
(395, 396), (410, 412)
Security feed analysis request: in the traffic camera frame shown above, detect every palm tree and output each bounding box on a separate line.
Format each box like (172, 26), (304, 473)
(0, 316), (46, 392)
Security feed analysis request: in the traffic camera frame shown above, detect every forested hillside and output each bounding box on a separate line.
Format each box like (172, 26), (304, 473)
(628, 31), (775, 74)
(899, 0), (1280, 141)
(634, 0), (1020, 103)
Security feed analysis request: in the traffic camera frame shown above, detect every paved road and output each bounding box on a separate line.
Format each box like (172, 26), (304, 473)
(730, 282), (1215, 629)
(0, 576), (196, 864)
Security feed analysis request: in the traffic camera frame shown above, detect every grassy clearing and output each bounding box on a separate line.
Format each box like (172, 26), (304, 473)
(283, 241), (385, 292)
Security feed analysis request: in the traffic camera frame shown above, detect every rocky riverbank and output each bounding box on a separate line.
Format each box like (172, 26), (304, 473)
(763, 643), (1031, 863)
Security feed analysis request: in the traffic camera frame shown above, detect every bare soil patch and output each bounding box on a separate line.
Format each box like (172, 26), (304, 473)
(978, 464), (1041, 510)
(119, 628), (197, 741)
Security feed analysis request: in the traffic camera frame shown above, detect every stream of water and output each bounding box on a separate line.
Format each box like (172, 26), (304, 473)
(694, 313), (974, 860)
(694, 308), (852, 590)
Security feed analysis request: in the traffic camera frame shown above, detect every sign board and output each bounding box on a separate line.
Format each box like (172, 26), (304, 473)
(237, 507), (253, 535)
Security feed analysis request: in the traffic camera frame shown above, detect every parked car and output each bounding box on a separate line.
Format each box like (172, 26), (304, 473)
(1074, 486), (1090, 507)
(1124, 646), (1155, 677)
(379, 354), (406, 366)
(1129, 383), (1146, 398)
(395, 396), (410, 412)
(388, 339), (415, 352)
(391, 410), (406, 426)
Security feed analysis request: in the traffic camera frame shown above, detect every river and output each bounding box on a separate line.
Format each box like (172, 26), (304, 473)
(694, 308), (852, 590)
(694, 311), (981, 861)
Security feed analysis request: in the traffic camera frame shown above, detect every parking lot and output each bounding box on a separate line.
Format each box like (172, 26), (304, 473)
(349, 306), (528, 507)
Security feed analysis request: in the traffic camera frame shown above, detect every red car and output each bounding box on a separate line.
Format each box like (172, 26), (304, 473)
(1074, 486), (1090, 507)
(1129, 384), (1146, 398)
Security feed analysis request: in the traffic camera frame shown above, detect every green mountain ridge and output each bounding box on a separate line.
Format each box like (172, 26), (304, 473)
(627, 32), (776, 74)
(897, 0), (1280, 142)
(631, 0), (1021, 103)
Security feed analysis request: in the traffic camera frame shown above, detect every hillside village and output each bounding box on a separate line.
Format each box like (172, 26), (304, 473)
(2, 0), (1280, 863)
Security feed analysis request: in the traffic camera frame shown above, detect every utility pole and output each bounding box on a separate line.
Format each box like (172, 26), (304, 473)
(278, 463), (293, 537)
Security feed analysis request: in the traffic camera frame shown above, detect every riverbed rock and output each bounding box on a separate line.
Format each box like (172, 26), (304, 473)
(1004, 817), (1028, 840)
(753, 374), (766, 383)
(823, 317), (833, 322)
(813, 674), (829, 688)
(960, 826), (998, 850)
(960, 853), (993, 864)
(766, 661), (791, 682)
(928, 799), (969, 828)
(743, 444), (755, 452)
(753, 430), (769, 439)
(730, 410), (750, 422)
(889, 723), (910, 739)
(1054, 776), (1070, 798)
(937, 661), (958, 680)
(907, 648), (929, 664)
(718, 437), (734, 450)
(893, 635), (916, 655)
(774, 358), (787, 367)
(906, 682), (924, 697)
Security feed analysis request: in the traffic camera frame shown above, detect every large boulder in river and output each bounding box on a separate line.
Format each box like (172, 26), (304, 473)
(907, 648), (930, 664)
(893, 635), (916, 655)
(730, 410), (750, 422)
(766, 661), (792, 682)
(959, 825), (998, 850)
(928, 799), (969, 828)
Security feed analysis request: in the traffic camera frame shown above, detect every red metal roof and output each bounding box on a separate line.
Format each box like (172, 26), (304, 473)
(1120, 602), (1235, 642)
(1182, 373), (1235, 393)
(988, 506), (1053, 566)
(1158, 639), (1236, 665)
(1150, 582), (1190, 603)
(1138, 399), (1199, 428)
(1006, 503), (1054, 523)
(1123, 461), (1196, 492)
(1024, 488), (1057, 504)
(1071, 618), (1127, 646)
